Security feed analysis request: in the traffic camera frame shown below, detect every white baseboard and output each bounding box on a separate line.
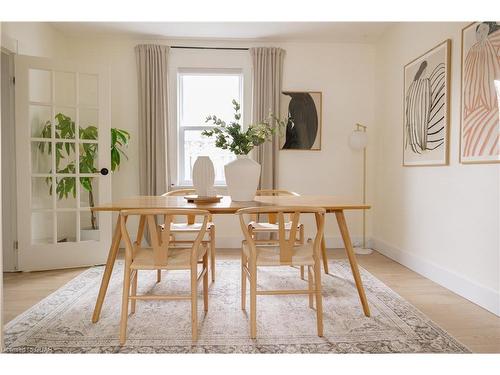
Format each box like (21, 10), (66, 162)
(372, 237), (500, 317)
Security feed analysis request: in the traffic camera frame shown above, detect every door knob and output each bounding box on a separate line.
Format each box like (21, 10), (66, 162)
(100, 168), (109, 176)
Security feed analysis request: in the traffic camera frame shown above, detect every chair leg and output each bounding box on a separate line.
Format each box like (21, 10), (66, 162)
(156, 269), (161, 283)
(130, 270), (138, 314)
(299, 225), (306, 280)
(210, 226), (216, 282)
(314, 258), (324, 337)
(315, 214), (329, 274)
(320, 237), (329, 275)
(119, 264), (131, 345)
(241, 252), (247, 310)
(191, 264), (198, 341)
(203, 250), (209, 312)
(250, 259), (257, 339)
(308, 266), (314, 309)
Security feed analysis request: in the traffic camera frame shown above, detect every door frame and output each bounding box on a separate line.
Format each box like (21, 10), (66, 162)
(1, 48), (18, 272)
(1, 22), (4, 352)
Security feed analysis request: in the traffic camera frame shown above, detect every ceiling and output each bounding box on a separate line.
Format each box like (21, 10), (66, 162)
(50, 22), (393, 43)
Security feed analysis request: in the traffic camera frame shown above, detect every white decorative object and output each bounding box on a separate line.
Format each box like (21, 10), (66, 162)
(348, 123), (372, 255)
(224, 155), (261, 201)
(192, 156), (215, 197)
(349, 129), (368, 151)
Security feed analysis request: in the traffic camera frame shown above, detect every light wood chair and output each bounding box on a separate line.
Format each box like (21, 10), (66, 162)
(251, 190), (307, 277)
(161, 189), (217, 282)
(118, 208), (210, 344)
(238, 206), (325, 339)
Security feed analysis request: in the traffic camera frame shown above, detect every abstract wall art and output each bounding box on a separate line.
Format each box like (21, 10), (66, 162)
(403, 39), (451, 166)
(281, 91), (321, 150)
(460, 22), (500, 164)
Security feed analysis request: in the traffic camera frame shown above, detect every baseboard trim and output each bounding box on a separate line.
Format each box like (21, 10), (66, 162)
(372, 237), (500, 317)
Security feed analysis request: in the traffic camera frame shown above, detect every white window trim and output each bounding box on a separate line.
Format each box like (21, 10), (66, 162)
(167, 49), (252, 189)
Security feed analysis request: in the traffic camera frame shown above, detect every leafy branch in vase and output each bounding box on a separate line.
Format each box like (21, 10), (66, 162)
(202, 100), (286, 155)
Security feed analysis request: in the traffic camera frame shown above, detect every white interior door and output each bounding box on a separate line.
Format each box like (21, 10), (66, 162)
(15, 55), (111, 271)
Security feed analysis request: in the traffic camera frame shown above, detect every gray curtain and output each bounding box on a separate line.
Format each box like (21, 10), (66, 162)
(135, 44), (170, 195)
(249, 47), (286, 189)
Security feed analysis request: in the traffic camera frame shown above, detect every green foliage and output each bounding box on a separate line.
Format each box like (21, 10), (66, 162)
(202, 100), (286, 155)
(37, 113), (131, 228)
(111, 128), (130, 172)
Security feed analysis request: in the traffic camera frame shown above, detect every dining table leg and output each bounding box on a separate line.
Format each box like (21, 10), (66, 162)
(315, 213), (329, 274)
(334, 210), (371, 317)
(92, 214), (125, 323)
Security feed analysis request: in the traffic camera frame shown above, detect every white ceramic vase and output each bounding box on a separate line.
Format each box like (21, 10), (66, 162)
(224, 155), (261, 201)
(192, 156), (215, 197)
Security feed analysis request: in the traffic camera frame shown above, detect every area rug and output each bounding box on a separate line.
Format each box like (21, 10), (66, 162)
(4, 260), (469, 353)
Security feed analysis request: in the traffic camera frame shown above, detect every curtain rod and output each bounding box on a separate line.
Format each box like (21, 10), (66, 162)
(171, 46), (249, 51)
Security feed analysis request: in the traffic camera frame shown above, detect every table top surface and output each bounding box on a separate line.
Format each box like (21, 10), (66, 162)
(92, 195), (371, 213)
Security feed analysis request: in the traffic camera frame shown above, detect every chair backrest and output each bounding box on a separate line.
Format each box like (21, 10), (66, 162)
(162, 189), (198, 224)
(162, 189), (196, 197)
(254, 189), (300, 223)
(256, 189), (300, 197)
(238, 206), (325, 263)
(120, 209), (209, 267)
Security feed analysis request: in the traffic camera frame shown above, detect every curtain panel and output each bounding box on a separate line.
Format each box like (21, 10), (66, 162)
(249, 47), (286, 189)
(135, 44), (170, 196)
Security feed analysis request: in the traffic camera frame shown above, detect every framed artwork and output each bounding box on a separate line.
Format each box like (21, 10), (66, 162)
(403, 39), (451, 166)
(460, 22), (500, 164)
(280, 91), (321, 150)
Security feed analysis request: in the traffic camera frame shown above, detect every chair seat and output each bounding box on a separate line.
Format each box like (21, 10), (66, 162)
(249, 221), (302, 232)
(130, 246), (206, 270)
(162, 222), (215, 232)
(242, 240), (314, 266)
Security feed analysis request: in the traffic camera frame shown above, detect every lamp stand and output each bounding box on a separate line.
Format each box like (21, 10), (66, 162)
(353, 124), (373, 255)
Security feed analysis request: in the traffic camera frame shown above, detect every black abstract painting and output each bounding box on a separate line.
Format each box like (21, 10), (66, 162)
(281, 91), (321, 150)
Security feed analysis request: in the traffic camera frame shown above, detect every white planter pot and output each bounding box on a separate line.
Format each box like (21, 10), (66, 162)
(224, 155), (261, 201)
(80, 228), (99, 241)
(192, 156), (215, 197)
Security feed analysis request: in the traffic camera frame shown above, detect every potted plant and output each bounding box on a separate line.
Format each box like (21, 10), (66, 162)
(202, 100), (285, 201)
(38, 113), (130, 240)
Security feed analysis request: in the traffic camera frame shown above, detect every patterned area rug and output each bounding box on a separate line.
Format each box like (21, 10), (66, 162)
(4, 260), (469, 353)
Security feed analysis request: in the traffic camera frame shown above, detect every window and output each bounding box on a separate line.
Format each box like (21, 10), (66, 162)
(177, 70), (243, 185)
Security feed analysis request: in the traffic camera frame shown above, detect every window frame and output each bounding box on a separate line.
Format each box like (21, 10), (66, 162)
(176, 68), (244, 186)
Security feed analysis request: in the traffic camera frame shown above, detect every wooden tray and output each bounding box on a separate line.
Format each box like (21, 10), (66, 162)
(184, 195), (223, 203)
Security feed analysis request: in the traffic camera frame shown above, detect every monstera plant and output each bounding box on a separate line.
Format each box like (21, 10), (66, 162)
(38, 113), (130, 230)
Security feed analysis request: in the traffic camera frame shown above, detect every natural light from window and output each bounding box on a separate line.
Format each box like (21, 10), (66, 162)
(178, 71), (242, 185)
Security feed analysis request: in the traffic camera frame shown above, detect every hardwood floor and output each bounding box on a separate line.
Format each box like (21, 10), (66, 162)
(3, 248), (499, 353)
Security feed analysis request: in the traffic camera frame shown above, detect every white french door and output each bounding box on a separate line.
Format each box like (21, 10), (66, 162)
(15, 55), (112, 271)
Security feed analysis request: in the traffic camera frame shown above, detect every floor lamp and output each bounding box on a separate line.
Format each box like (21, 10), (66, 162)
(348, 123), (373, 255)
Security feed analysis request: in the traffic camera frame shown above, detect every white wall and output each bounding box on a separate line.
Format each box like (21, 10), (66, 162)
(373, 22), (500, 315)
(64, 36), (376, 246)
(1, 22), (68, 58)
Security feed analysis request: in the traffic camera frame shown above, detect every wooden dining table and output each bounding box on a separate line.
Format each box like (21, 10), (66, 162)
(90, 195), (371, 323)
